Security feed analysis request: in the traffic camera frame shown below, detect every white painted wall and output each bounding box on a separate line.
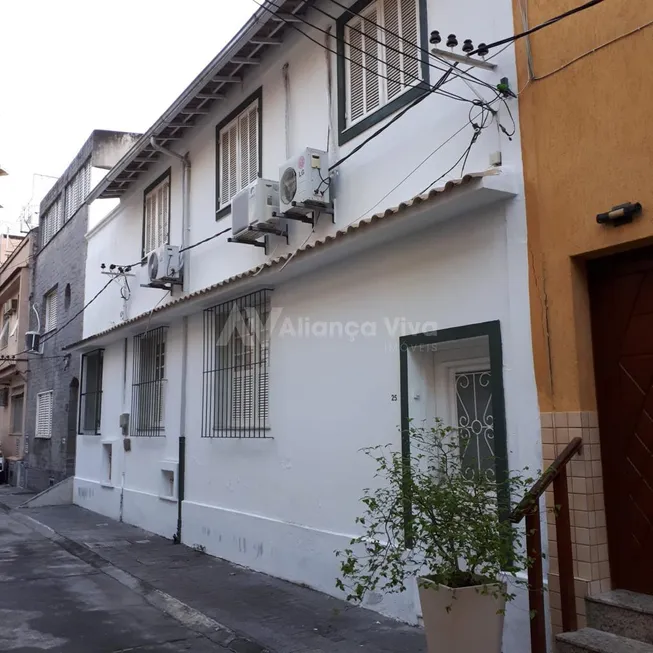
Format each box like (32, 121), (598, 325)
(76, 0), (539, 648)
(82, 0), (523, 340)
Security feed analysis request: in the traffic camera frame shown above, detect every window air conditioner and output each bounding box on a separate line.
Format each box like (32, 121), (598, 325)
(25, 331), (41, 353)
(278, 148), (330, 215)
(231, 178), (281, 243)
(147, 244), (182, 286)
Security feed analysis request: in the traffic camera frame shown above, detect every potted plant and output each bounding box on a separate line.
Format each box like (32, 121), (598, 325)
(335, 421), (533, 653)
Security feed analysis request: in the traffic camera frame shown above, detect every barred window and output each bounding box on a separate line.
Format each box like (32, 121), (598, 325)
(131, 327), (167, 436)
(202, 290), (270, 438)
(79, 350), (103, 435)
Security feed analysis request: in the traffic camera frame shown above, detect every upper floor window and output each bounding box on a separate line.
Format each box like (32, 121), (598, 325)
(41, 197), (63, 247)
(64, 158), (91, 222)
(44, 288), (58, 333)
(215, 89), (262, 219)
(337, 0), (428, 144)
(131, 327), (167, 436)
(142, 170), (171, 258)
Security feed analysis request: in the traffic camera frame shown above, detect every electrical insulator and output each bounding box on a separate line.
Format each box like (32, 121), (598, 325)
(462, 39), (474, 54)
(446, 34), (458, 49)
(429, 30), (441, 45)
(476, 42), (489, 57)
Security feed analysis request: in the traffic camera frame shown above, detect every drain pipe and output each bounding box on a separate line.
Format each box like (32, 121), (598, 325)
(149, 137), (191, 293)
(150, 137), (190, 544)
(175, 316), (188, 543)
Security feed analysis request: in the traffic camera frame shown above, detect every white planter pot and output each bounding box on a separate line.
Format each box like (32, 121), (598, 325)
(418, 577), (506, 653)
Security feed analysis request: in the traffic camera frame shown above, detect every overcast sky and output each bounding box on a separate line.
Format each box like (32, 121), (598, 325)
(0, 0), (257, 231)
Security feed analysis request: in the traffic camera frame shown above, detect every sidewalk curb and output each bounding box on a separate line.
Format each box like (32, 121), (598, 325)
(8, 509), (273, 653)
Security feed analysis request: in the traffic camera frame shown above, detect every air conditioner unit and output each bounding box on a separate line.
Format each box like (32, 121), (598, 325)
(279, 148), (330, 214)
(25, 331), (40, 353)
(231, 178), (281, 242)
(147, 244), (182, 286)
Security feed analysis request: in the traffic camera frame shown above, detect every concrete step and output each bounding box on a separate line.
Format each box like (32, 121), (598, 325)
(587, 590), (653, 644)
(557, 628), (653, 653)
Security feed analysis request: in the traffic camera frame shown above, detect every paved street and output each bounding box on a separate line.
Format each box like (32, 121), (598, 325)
(0, 507), (232, 652)
(0, 491), (426, 653)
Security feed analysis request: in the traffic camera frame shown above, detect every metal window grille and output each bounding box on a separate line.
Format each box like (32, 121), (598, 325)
(11, 392), (24, 434)
(35, 390), (53, 439)
(202, 289), (271, 438)
(79, 350), (103, 435)
(131, 327), (167, 436)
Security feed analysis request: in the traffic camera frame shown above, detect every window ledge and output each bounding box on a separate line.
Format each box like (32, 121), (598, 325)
(100, 482), (115, 489)
(158, 494), (177, 503)
(34, 435), (52, 440)
(216, 206), (231, 221)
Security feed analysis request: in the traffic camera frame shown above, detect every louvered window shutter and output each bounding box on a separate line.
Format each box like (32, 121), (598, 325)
(158, 181), (169, 247)
(36, 391), (53, 438)
(248, 105), (258, 185)
(45, 291), (57, 332)
(346, 0), (421, 125)
(362, 5), (381, 114)
(239, 111), (250, 194)
(384, 0), (402, 99)
(398, 0), (419, 87)
(144, 195), (153, 255)
(219, 122), (239, 207)
(347, 19), (365, 123)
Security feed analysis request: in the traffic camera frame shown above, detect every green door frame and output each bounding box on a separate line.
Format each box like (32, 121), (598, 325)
(398, 320), (510, 543)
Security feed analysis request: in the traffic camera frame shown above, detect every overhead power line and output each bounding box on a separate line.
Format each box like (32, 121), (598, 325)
(38, 277), (115, 348)
(468, 0), (606, 56)
(255, 0), (477, 106)
(263, 0), (500, 98)
(320, 0), (500, 93)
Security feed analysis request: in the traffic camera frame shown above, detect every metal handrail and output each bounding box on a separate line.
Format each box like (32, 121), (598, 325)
(511, 436), (583, 653)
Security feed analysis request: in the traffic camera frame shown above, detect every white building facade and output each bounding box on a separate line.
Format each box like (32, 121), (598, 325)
(71, 1), (539, 648)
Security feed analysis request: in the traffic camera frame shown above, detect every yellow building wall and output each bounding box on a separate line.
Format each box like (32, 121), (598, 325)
(513, 0), (653, 631)
(514, 0), (653, 413)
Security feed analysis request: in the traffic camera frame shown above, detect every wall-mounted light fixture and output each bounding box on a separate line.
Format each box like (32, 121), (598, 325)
(596, 202), (642, 227)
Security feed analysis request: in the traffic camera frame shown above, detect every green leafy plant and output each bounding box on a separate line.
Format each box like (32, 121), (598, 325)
(335, 420), (535, 606)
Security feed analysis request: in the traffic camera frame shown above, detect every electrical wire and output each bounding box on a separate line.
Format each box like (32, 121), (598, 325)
(179, 226), (231, 254)
(320, 0), (502, 94)
(468, 0), (606, 56)
(520, 18), (653, 89)
(255, 0), (475, 107)
(38, 277), (115, 347)
(328, 64), (457, 173)
(108, 227), (232, 273)
(342, 95), (501, 229)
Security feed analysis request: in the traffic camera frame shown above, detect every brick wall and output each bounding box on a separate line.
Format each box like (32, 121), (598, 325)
(24, 206), (88, 492)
